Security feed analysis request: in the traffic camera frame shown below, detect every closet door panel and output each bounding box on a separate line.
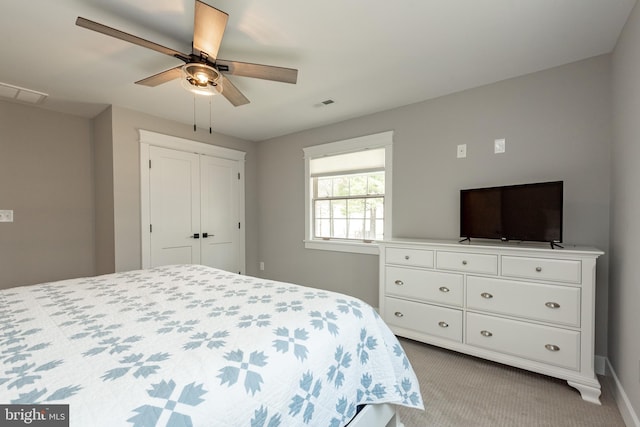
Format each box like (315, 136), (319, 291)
(149, 146), (201, 267)
(200, 155), (240, 273)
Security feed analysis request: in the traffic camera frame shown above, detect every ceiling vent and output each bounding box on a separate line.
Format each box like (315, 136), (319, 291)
(0, 82), (48, 104)
(314, 99), (336, 108)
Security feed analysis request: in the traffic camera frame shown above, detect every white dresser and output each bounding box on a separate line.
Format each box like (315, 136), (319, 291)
(379, 239), (603, 404)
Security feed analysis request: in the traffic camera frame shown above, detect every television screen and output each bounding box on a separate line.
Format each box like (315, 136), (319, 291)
(460, 181), (563, 243)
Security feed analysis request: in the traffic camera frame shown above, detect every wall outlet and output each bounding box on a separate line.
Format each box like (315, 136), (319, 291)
(494, 138), (506, 154)
(457, 144), (467, 158)
(0, 210), (13, 222)
(259, 261), (265, 271)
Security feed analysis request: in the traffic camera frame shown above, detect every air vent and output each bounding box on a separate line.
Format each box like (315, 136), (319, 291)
(0, 82), (48, 104)
(314, 99), (336, 108)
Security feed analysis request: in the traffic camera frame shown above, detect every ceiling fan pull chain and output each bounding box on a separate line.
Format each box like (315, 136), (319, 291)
(209, 98), (212, 134)
(193, 95), (196, 132)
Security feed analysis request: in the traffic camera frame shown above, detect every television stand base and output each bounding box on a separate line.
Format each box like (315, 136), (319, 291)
(551, 241), (564, 249)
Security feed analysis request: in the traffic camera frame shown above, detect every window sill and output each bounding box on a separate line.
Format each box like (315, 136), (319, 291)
(304, 239), (381, 255)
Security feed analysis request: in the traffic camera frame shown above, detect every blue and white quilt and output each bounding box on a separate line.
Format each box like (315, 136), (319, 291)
(0, 265), (423, 426)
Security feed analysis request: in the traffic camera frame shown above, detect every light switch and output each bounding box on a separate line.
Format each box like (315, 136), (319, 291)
(457, 144), (467, 158)
(494, 138), (506, 154)
(0, 210), (14, 222)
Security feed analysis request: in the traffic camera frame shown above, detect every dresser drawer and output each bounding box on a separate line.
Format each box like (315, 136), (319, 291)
(385, 247), (434, 268)
(501, 256), (581, 284)
(466, 313), (580, 370)
(436, 251), (498, 275)
(385, 266), (463, 307)
(467, 276), (580, 326)
(384, 297), (462, 342)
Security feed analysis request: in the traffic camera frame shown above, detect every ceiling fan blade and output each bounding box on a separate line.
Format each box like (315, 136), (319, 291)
(219, 74), (249, 106)
(76, 17), (189, 61)
(216, 60), (298, 84)
(135, 66), (183, 87)
(193, 0), (228, 60)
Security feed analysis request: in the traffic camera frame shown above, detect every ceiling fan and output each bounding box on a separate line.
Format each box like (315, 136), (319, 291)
(76, 0), (298, 106)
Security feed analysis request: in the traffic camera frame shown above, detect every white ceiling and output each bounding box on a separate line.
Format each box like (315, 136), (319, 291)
(0, 0), (635, 141)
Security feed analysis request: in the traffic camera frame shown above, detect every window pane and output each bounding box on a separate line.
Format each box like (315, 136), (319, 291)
(331, 199), (347, 219)
(368, 173), (385, 195)
(347, 199), (365, 219)
(333, 177), (350, 197)
(315, 219), (331, 238)
(317, 178), (333, 198)
(332, 219), (347, 238)
(363, 222), (375, 240)
(349, 175), (367, 196)
(315, 200), (331, 218)
(348, 218), (364, 239)
(375, 220), (384, 239)
(365, 198), (384, 219)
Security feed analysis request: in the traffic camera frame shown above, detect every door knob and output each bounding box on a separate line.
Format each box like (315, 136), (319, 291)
(203, 232), (213, 238)
(190, 233), (200, 239)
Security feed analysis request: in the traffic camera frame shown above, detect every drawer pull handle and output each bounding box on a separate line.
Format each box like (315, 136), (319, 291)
(462, 260), (468, 265)
(438, 321), (449, 328)
(536, 266), (542, 272)
(481, 292), (493, 299)
(394, 312), (404, 318)
(545, 344), (560, 352)
(480, 330), (493, 337)
(404, 255), (410, 260)
(545, 302), (560, 309)
(439, 286), (450, 293)
(394, 280), (404, 286)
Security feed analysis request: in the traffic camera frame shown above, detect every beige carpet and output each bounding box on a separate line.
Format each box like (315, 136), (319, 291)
(396, 338), (625, 427)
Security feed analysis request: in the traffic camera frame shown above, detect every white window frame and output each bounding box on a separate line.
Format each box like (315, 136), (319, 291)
(303, 131), (393, 254)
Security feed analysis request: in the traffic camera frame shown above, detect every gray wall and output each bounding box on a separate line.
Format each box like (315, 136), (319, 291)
(0, 100), (95, 288)
(257, 55), (612, 357)
(611, 1), (640, 418)
(93, 107), (115, 275)
(103, 106), (260, 276)
(0, 101), (261, 288)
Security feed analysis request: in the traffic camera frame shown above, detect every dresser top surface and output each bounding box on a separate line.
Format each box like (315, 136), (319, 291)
(381, 238), (603, 257)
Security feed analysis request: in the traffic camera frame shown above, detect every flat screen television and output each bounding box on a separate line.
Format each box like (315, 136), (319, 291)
(460, 181), (563, 245)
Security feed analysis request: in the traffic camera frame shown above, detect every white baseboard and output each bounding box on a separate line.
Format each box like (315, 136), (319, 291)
(605, 358), (640, 427)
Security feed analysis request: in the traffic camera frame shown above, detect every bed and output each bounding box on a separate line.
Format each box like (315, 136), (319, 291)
(0, 264), (423, 426)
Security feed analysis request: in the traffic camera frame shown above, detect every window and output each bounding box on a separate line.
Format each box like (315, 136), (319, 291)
(313, 165), (385, 241)
(303, 131), (393, 254)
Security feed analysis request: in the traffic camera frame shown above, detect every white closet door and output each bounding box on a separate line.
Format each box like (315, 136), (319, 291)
(149, 146), (201, 267)
(200, 155), (240, 273)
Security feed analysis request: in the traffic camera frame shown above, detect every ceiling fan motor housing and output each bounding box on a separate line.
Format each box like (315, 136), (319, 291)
(181, 63), (222, 95)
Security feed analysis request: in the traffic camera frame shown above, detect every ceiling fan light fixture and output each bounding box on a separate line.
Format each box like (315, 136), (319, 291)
(181, 63), (223, 96)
